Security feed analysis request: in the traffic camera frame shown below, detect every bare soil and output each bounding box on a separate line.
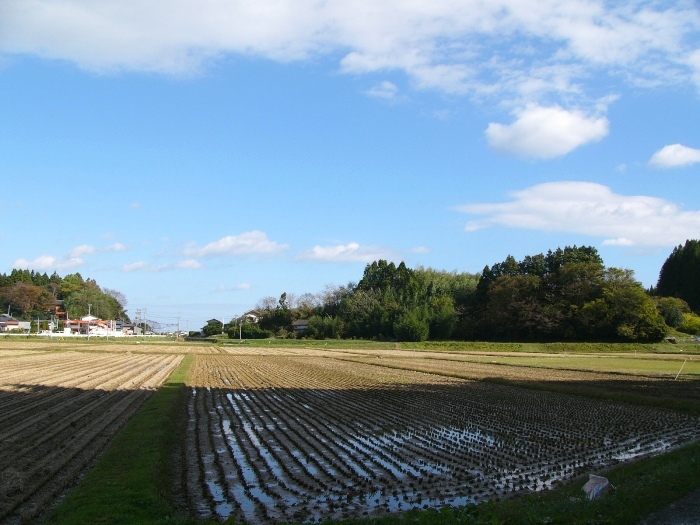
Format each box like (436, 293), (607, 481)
(0, 351), (183, 524)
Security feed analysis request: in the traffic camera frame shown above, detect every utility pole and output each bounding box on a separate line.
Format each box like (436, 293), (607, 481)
(87, 303), (92, 339)
(143, 308), (147, 341)
(177, 316), (181, 341)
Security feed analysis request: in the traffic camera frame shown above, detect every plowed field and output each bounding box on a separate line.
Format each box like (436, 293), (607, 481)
(179, 354), (700, 524)
(0, 351), (183, 524)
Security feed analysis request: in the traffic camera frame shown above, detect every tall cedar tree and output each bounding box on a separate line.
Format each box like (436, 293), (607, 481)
(657, 239), (700, 312)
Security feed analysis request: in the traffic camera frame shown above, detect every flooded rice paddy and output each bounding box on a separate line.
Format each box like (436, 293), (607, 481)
(180, 354), (700, 524)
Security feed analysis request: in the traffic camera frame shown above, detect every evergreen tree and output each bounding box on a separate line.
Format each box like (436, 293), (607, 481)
(657, 240), (700, 312)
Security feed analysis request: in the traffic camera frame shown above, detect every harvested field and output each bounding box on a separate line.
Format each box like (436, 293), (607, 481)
(338, 354), (700, 403)
(0, 351), (183, 524)
(179, 354), (700, 524)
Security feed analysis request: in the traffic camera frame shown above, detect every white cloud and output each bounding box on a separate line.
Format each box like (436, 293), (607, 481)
(485, 105), (609, 159)
(11, 241), (131, 272)
(14, 255), (84, 271)
(457, 181), (700, 247)
(297, 242), (391, 263)
(363, 81), (400, 101)
(185, 231), (289, 258)
(1, 0), (698, 101)
(175, 259), (203, 269)
(649, 144), (700, 169)
(68, 242), (129, 258)
(122, 261), (148, 272)
(122, 259), (204, 272)
(70, 244), (97, 257)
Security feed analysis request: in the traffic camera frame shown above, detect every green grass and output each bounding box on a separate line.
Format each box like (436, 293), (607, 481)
(447, 354), (700, 376)
(222, 337), (405, 350)
(47, 354), (206, 525)
(405, 340), (700, 355)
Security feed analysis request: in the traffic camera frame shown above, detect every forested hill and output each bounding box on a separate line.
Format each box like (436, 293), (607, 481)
(240, 244), (700, 344)
(0, 269), (128, 322)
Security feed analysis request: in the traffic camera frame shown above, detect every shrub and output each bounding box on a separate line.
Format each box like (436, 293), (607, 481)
(394, 309), (429, 342)
(678, 313), (700, 335)
(228, 323), (273, 339)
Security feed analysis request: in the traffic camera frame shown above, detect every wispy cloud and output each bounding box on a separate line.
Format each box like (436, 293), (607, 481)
(363, 81), (400, 101)
(297, 242), (392, 263)
(175, 259), (203, 269)
(649, 144), (700, 169)
(13, 255), (84, 271)
(122, 258), (204, 272)
(2, 1), (697, 109)
(69, 242), (128, 258)
(485, 104), (609, 159)
(457, 181), (700, 248)
(122, 261), (149, 272)
(69, 244), (97, 257)
(185, 231), (289, 258)
(13, 241), (130, 272)
(214, 283), (252, 293)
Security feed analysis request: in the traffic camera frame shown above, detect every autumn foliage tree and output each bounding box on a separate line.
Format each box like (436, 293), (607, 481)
(0, 269), (129, 322)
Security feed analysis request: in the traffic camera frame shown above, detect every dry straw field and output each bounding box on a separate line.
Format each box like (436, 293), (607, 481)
(1, 340), (698, 524)
(0, 343), (182, 523)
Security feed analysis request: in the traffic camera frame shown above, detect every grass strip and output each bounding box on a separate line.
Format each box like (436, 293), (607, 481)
(48, 354), (209, 525)
(334, 439), (700, 525)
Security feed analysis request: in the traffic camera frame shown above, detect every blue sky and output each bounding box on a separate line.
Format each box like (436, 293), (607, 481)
(1, 1), (699, 331)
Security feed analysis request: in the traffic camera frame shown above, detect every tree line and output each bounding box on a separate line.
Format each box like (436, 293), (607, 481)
(0, 269), (129, 325)
(230, 242), (700, 343)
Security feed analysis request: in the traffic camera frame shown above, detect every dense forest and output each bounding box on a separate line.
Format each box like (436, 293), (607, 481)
(222, 243), (700, 343)
(0, 269), (129, 325)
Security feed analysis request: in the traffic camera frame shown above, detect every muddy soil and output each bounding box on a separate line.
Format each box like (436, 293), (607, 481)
(177, 354), (700, 525)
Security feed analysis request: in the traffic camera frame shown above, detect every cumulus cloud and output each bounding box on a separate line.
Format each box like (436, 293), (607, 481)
(1, 0), (698, 101)
(486, 105), (609, 159)
(185, 231), (289, 258)
(297, 242), (392, 263)
(649, 144), (700, 169)
(13, 255), (84, 271)
(457, 181), (700, 247)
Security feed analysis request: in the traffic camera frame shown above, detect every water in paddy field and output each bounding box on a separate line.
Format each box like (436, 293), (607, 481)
(185, 385), (700, 524)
